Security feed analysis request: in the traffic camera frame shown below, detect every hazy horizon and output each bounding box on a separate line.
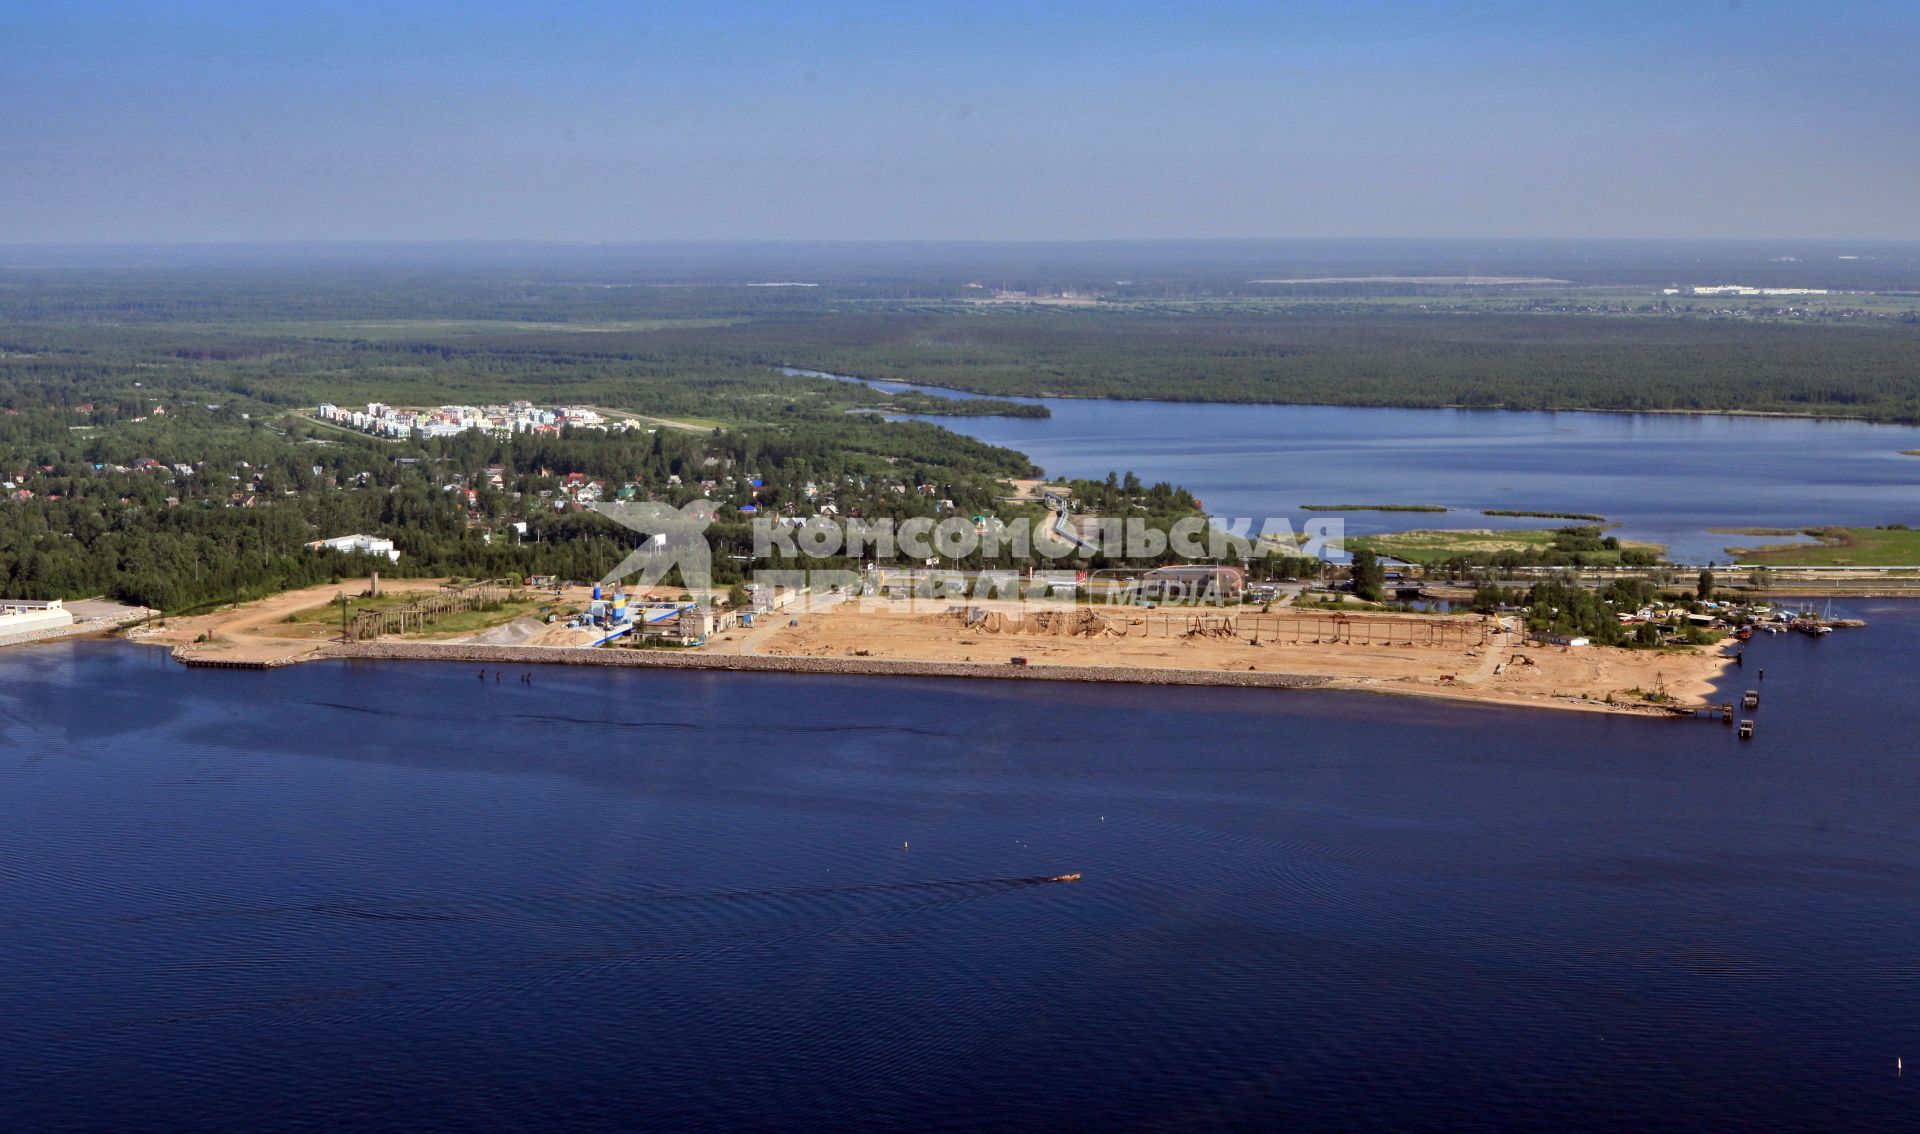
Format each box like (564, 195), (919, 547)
(6, 1), (1920, 244)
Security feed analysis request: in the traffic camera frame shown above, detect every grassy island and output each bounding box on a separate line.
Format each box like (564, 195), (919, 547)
(1346, 526), (1664, 567)
(1300, 503), (1449, 513)
(1728, 526), (1920, 566)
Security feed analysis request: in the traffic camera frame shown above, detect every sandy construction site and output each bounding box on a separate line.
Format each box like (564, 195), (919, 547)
(129, 579), (448, 665)
(121, 579), (1731, 716)
(128, 578), (601, 664)
(749, 601), (1734, 714)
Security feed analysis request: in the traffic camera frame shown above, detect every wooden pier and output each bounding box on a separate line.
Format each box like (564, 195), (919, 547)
(347, 579), (516, 641)
(174, 653), (301, 670)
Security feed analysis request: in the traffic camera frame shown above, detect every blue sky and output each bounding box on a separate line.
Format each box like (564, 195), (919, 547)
(4, 0), (1917, 241)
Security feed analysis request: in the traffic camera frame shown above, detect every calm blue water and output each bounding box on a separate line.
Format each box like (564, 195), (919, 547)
(799, 370), (1920, 563)
(4, 611), (1919, 1132)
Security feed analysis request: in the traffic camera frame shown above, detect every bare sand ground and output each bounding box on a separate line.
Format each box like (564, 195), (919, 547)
(1004, 478), (1058, 502)
(124, 581), (1732, 716)
(747, 602), (1732, 715)
(130, 578), (456, 664)
(131, 578), (603, 663)
(453, 614), (640, 649)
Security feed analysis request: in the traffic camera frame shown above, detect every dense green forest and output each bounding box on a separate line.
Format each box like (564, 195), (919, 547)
(7, 239), (1920, 314)
(6, 255), (1920, 423)
(0, 308), (1197, 610)
(713, 308), (1920, 423)
(7, 249), (1920, 610)
(0, 323), (1043, 421)
(19, 300), (1913, 424)
(0, 311), (1063, 608)
(0, 387), (1050, 609)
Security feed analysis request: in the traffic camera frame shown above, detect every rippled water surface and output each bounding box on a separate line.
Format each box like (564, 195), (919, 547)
(803, 370), (1920, 563)
(4, 608), (1919, 1131)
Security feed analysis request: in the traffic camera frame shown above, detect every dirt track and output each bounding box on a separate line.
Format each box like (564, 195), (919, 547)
(127, 582), (1732, 717)
(128, 577), (460, 665)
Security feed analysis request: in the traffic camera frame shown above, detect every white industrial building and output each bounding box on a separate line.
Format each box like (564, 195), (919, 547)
(0, 598), (75, 636)
(306, 534), (402, 562)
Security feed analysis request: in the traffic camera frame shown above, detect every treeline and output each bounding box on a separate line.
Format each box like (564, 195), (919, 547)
(1483, 509), (1608, 521)
(1430, 527), (1661, 571)
(1061, 471), (1198, 520)
(0, 376), (1046, 609)
(12, 275), (1920, 423)
(729, 308), (1920, 423)
(0, 267), (878, 324)
(0, 325), (1042, 423)
(8, 241), (1920, 318)
(1470, 578), (1714, 650)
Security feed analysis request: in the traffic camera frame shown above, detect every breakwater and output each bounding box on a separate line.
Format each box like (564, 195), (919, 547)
(325, 641), (1338, 690)
(0, 608), (156, 652)
(173, 648), (305, 669)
